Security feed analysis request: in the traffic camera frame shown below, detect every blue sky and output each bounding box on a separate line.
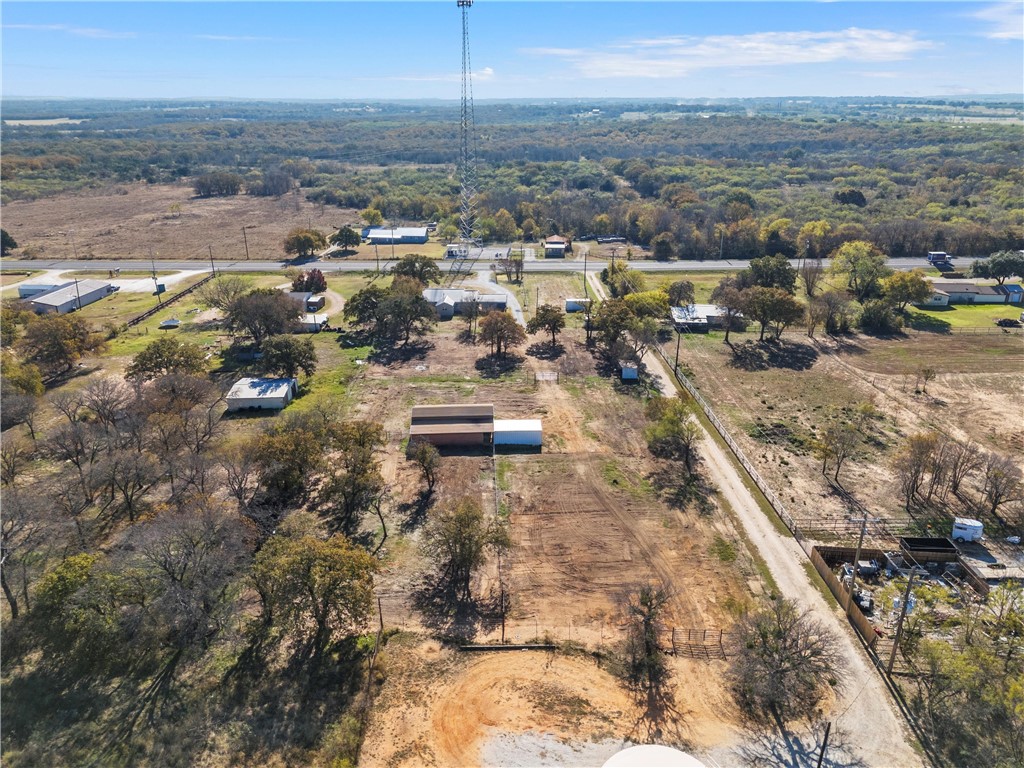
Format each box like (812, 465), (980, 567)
(2, 2), (1021, 99)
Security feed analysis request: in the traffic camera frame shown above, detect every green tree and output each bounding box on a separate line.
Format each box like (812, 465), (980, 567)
(225, 288), (303, 348)
(253, 533), (377, 651)
(666, 280), (695, 307)
(730, 598), (845, 725)
(858, 299), (903, 334)
(410, 440), (442, 494)
(1, 229), (17, 255)
(283, 228), (327, 258)
(710, 277), (746, 345)
(125, 336), (207, 384)
(881, 269), (933, 311)
(526, 303), (566, 345)
(746, 254), (798, 293)
(593, 298), (636, 349)
(253, 413), (329, 501)
(17, 313), (101, 376)
(972, 250), (1024, 285)
(360, 207), (384, 227)
(261, 335), (318, 378)
(743, 286), (803, 341)
(322, 421), (387, 535)
(193, 171), (243, 197)
(391, 253), (442, 285)
(797, 220), (832, 260)
(491, 208), (520, 242)
(624, 585), (672, 695)
(645, 398), (701, 473)
(422, 496), (509, 602)
(623, 290), (669, 319)
(830, 240), (892, 301)
(651, 232), (675, 260)
(479, 310), (527, 357)
(329, 225), (361, 253)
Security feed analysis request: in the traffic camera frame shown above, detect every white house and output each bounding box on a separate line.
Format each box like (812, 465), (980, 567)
(922, 281), (1024, 306)
(670, 304), (739, 332)
(226, 377), (298, 412)
(422, 288), (508, 319)
(297, 314), (329, 333)
(26, 280), (119, 314)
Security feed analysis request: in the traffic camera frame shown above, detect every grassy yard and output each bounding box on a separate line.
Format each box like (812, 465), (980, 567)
(906, 302), (1023, 329)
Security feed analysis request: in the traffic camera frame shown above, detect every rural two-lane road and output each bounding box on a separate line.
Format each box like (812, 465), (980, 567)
(0, 256), (934, 275)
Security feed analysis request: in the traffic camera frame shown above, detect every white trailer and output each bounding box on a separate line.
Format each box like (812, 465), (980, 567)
(952, 517), (983, 543)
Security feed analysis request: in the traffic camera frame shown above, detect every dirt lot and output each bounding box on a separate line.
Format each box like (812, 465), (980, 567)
(0, 182), (435, 262)
(669, 329), (1024, 537)
(361, 637), (740, 768)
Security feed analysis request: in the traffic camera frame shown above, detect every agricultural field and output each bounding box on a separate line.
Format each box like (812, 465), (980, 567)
(667, 327), (1024, 539)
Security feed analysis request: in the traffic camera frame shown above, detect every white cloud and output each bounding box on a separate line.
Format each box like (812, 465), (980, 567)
(971, 3), (1023, 40)
(3, 23), (135, 39)
(525, 27), (935, 79)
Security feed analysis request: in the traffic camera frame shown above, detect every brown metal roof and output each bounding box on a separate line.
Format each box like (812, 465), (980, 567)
(411, 404), (494, 421)
(410, 422), (494, 436)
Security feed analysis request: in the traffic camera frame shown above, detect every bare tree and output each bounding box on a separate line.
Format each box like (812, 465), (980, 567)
(815, 423), (859, 484)
(731, 598), (846, 725)
(50, 389), (85, 424)
(800, 258), (825, 298)
(0, 489), (50, 619)
(82, 377), (133, 433)
(948, 440), (983, 498)
(197, 274), (249, 311)
(892, 432), (939, 510)
(805, 298), (828, 338)
(99, 449), (160, 522)
(820, 290), (854, 335)
(218, 442), (261, 511)
(982, 453), (1023, 518)
(1, 437), (28, 486)
(624, 584), (671, 695)
(410, 440), (442, 494)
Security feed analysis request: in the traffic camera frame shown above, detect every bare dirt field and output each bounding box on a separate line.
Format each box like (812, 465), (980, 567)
(669, 329), (1024, 538)
(0, 182), (363, 262)
(361, 637), (741, 768)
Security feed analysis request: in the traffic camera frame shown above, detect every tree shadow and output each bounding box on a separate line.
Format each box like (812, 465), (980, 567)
(475, 353), (525, 379)
(369, 339), (433, 366)
(398, 490), (433, 533)
(456, 328), (477, 345)
(648, 464), (717, 516)
(412, 576), (485, 641)
(905, 309), (953, 334)
(733, 719), (867, 768)
(526, 341), (565, 360)
(626, 681), (693, 751)
(728, 340), (819, 372)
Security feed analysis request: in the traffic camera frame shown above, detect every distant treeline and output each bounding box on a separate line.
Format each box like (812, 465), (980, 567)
(2, 98), (1022, 259)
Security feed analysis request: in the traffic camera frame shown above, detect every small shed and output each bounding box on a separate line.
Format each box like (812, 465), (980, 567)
(565, 298), (591, 313)
(226, 377), (298, 412)
(285, 291), (326, 313)
(543, 236), (568, 258)
(494, 419), (542, 447)
(620, 361), (639, 381)
(298, 314), (328, 333)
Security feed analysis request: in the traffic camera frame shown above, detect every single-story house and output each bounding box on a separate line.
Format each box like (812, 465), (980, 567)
(565, 298), (592, 313)
(543, 235), (570, 258)
(410, 404), (495, 447)
(284, 291), (327, 313)
(226, 377), (299, 412)
(920, 281), (1024, 306)
(494, 419), (543, 447)
(670, 304), (739, 332)
(26, 280), (119, 314)
(365, 227), (429, 245)
(297, 314), (329, 333)
(422, 288), (507, 319)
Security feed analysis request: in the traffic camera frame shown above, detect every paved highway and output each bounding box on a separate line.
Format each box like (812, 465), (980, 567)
(1, 256), (936, 274)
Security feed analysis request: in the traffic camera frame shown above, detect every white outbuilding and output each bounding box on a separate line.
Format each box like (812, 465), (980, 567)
(226, 377), (298, 412)
(493, 419), (543, 447)
(26, 279), (119, 314)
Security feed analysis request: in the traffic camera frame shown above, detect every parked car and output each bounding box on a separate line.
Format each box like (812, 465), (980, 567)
(995, 318), (1021, 327)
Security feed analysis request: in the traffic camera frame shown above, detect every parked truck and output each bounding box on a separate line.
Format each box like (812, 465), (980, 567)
(927, 251), (952, 264)
(952, 517), (984, 543)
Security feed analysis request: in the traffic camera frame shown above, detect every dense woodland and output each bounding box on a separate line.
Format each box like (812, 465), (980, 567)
(3, 97), (1022, 259)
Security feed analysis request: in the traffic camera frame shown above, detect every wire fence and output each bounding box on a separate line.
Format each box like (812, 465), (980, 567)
(654, 345), (805, 545)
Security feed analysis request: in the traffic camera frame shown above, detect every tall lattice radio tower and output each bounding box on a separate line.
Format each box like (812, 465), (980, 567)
(455, 0), (477, 260)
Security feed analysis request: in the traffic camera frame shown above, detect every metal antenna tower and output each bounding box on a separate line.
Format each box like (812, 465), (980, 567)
(455, 0), (477, 259)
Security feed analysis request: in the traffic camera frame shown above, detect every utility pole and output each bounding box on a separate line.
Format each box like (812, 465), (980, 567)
(208, 245), (216, 277)
(719, 227), (725, 260)
(242, 226), (251, 260)
(73, 278), (82, 311)
(674, 327), (682, 374)
(846, 515), (876, 617)
(887, 572), (917, 675)
(815, 721), (832, 768)
(583, 246), (589, 297)
(374, 242), (380, 274)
